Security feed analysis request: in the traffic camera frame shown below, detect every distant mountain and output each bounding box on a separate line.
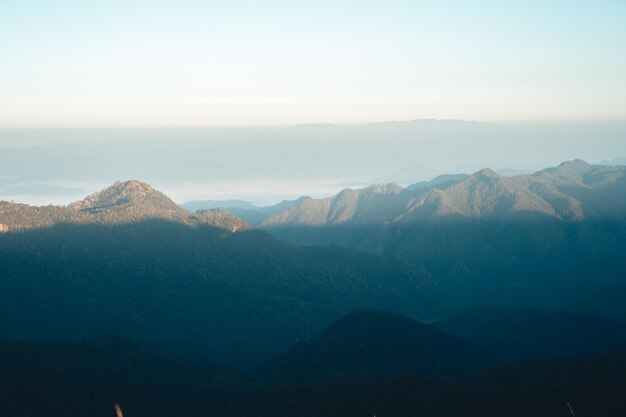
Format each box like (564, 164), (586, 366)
(435, 309), (626, 361)
(182, 196), (310, 225)
(223, 197), (311, 225)
(0, 180), (250, 232)
(263, 183), (406, 227)
(182, 199), (259, 212)
(262, 160), (626, 227)
(258, 309), (485, 383)
(406, 173), (469, 190)
(598, 157), (626, 166)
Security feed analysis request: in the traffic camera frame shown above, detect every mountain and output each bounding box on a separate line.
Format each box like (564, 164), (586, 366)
(406, 173), (469, 190)
(0, 180), (250, 232)
(70, 180), (183, 215)
(2, 174), (626, 416)
(258, 309), (486, 383)
(262, 160), (626, 228)
(435, 309), (626, 361)
(183, 197), (311, 226)
(598, 157), (626, 166)
(263, 183), (406, 227)
(261, 160), (626, 315)
(0, 198), (438, 369)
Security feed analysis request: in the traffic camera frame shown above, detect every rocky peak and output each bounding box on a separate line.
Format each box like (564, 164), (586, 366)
(474, 168), (499, 179)
(553, 159), (592, 177)
(70, 180), (178, 212)
(0, 181), (251, 232)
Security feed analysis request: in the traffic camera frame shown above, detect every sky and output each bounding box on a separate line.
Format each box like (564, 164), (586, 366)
(1, 0), (625, 127)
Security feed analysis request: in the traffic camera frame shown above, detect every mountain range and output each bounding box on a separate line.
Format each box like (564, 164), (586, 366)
(261, 160), (626, 227)
(3, 160), (626, 322)
(0, 181), (439, 369)
(2, 159), (626, 415)
(256, 160), (626, 315)
(182, 159), (626, 227)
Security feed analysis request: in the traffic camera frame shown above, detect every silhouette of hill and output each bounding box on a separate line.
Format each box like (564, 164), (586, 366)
(258, 309), (486, 383)
(182, 199), (259, 212)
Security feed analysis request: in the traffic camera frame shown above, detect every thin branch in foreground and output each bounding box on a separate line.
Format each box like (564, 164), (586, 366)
(566, 401), (576, 417)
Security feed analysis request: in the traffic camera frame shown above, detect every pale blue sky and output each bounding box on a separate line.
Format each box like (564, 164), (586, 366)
(1, 1), (625, 126)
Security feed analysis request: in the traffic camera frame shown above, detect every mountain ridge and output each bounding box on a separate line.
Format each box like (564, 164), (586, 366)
(261, 160), (626, 227)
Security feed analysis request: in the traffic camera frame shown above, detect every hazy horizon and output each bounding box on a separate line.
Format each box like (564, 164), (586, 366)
(1, 119), (625, 206)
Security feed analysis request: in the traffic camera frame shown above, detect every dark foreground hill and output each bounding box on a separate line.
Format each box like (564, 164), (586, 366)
(0, 340), (245, 417)
(256, 351), (626, 417)
(258, 309), (486, 383)
(436, 309), (626, 361)
(2, 336), (626, 417)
